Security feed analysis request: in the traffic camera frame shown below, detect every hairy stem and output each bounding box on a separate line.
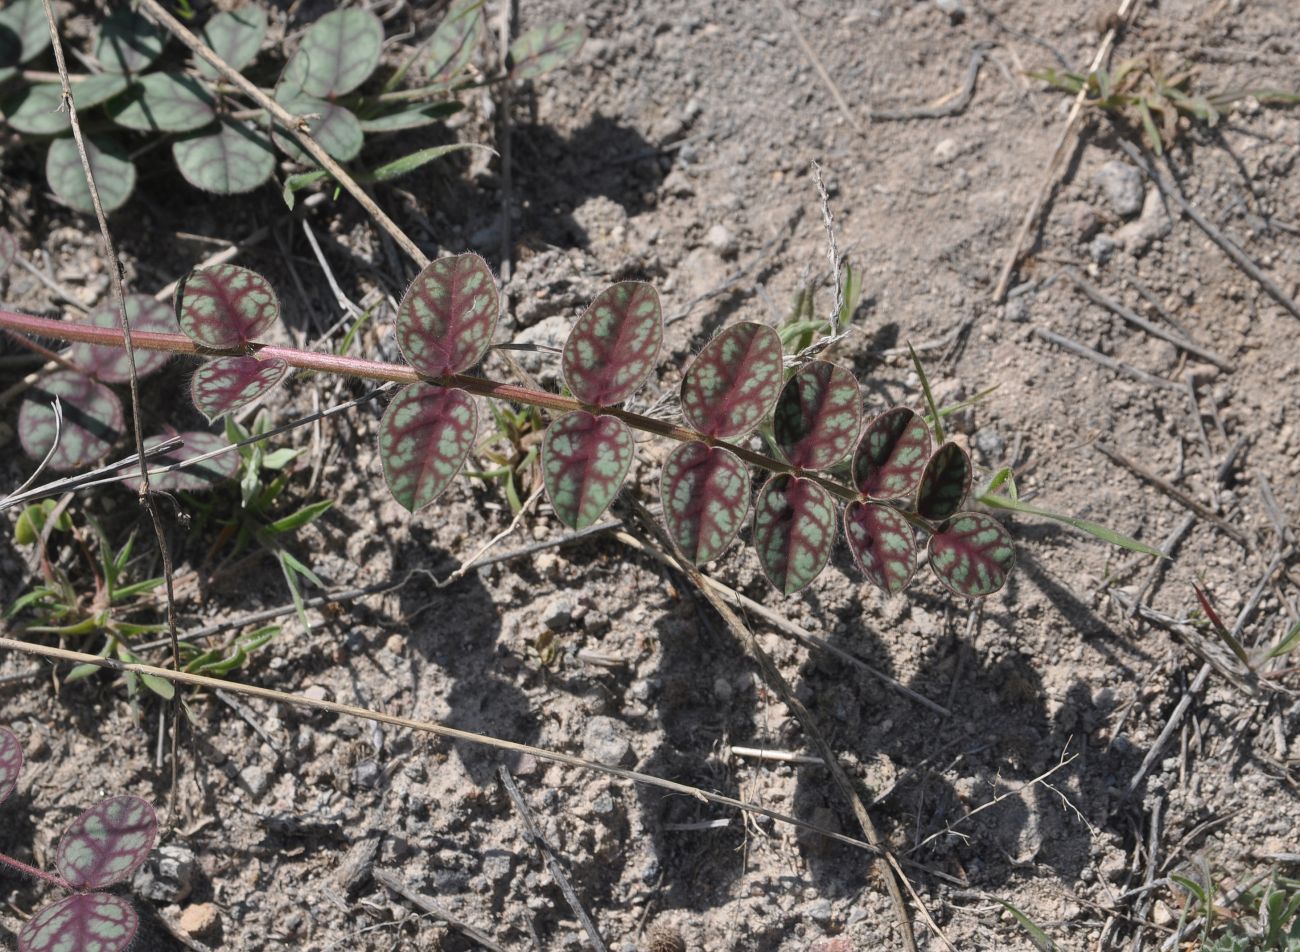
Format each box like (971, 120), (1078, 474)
(0, 308), (868, 504)
(0, 852), (73, 892)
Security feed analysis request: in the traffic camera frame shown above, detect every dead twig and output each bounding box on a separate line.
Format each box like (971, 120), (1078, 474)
(772, 0), (863, 134)
(498, 766), (608, 952)
(1033, 326), (1182, 392)
(373, 868), (506, 952)
(871, 45), (991, 121)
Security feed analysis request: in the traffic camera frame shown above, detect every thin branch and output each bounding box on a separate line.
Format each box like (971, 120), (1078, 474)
(373, 869), (506, 952)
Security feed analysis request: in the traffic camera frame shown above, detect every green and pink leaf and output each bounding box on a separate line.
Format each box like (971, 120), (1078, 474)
(396, 253), (498, 377)
(680, 321), (784, 439)
(175, 263), (280, 349)
(67, 295), (173, 383)
(853, 406), (931, 500)
(542, 411), (634, 529)
(773, 361), (862, 471)
(928, 511), (1015, 598)
(660, 442), (750, 565)
(916, 442), (971, 521)
(752, 474), (836, 595)
(377, 384), (478, 512)
(190, 356), (289, 422)
(132, 430), (239, 493)
(18, 370), (124, 470)
(844, 501), (916, 595)
(56, 794), (157, 889)
(562, 282), (662, 406)
(18, 893), (138, 952)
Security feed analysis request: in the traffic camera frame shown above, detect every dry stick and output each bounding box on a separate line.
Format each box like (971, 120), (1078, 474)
(39, 0), (185, 814)
(1059, 268), (1234, 372)
(871, 44), (989, 121)
(772, 0), (864, 134)
(1115, 139), (1300, 322)
(495, 0), (515, 284)
(372, 868), (506, 952)
(613, 531), (949, 716)
(1033, 326), (1183, 392)
(498, 767), (609, 952)
(620, 506), (937, 952)
(1094, 442), (1250, 547)
(991, 0), (1144, 302)
(135, 0), (430, 269)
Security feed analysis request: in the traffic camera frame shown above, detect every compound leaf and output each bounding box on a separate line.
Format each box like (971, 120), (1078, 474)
(917, 442), (971, 521)
(542, 410), (634, 529)
(173, 117), (276, 195)
(3, 83), (70, 135)
(928, 511), (1016, 598)
(0, 0), (50, 67)
(273, 94), (363, 162)
(67, 295), (173, 383)
(56, 794), (157, 889)
(95, 10), (165, 74)
(853, 406), (932, 500)
(0, 725), (21, 804)
(752, 474), (836, 595)
(844, 501), (916, 595)
(190, 356), (289, 422)
(45, 135), (135, 214)
(508, 22), (585, 81)
(424, 0), (483, 84)
(680, 321), (784, 439)
(396, 251), (498, 376)
(773, 360), (862, 471)
(17, 893), (138, 952)
(19, 370), (124, 470)
(196, 6), (267, 79)
(562, 281), (662, 406)
(107, 72), (215, 133)
(660, 442), (750, 565)
(133, 430), (238, 493)
(282, 8), (382, 98)
(176, 263), (279, 348)
(377, 383), (477, 512)
(0, 227), (16, 275)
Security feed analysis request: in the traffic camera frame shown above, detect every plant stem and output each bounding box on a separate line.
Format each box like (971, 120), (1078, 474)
(0, 852), (73, 891)
(0, 308), (866, 504)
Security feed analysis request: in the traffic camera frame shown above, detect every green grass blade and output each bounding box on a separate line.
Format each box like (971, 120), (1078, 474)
(996, 900), (1059, 951)
(908, 343), (945, 444)
(980, 493), (1167, 557)
(1267, 619), (1300, 660)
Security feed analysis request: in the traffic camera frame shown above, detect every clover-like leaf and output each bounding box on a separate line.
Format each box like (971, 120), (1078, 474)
(752, 474), (836, 595)
(928, 511), (1016, 598)
(173, 117), (276, 195)
(72, 73), (132, 109)
(562, 282), (662, 407)
(3, 84), (70, 135)
(57, 794), (157, 889)
(542, 411), (634, 529)
(273, 95), (363, 162)
(190, 356), (289, 422)
(680, 321), (784, 439)
(196, 6), (267, 80)
(0, 0), (50, 68)
(18, 893), (138, 952)
(773, 360), (862, 471)
(0, 725), (21, 804)
(853, 406), (932, 500)
(396, 252), (498, 377)
(844, 501), (916, 595)
(0, 226), (17, 275)
(377, 384), (477, 512)
(425, 0), (484, 83)
(660, 442), (750, 565)
(107, 72), (215, 133)
(67, 295), (173, 383)
(176, 263), (279, 348)
(132, 430), (238, 493)
(916, 442), (971, 521)
(95, 10), (165, 74)
(508, 22), (585, 81)
(45, 135), (135, 214)
(281, 8), (382, 98)
(18, 370), (124, 470)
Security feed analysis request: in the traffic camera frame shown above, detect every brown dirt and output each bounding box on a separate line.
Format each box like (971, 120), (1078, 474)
(2, 0), (1300, 950)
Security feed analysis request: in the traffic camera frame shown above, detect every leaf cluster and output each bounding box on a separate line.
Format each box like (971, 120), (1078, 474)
(0, 726), (157, 952)
(1175, 865), (1300, 952)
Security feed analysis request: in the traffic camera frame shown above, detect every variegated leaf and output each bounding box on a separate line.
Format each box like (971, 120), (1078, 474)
(175, 263), (279, 348)
(508, 22), (585, 81)
(916, 442), (971, 521)
(106, 72), (215, 133)
(94, 10), (165, 74)
(67, 295), (173, 383)
(18, 370), (124, 470)
(928, 511), (1016, 598)
(45, 136), (135, 214)
(0, 725), (21, 804)
(56, 795), (157, 889)
(0, 0), (50, 69)
(562, 282), (662, 407)
(773, 360), (862, 471)
(680, 321), (784, 439)
(172, 118), (276, 195)
(3, 83), (70, 135)
(196, 6), (267, 79)
(542, 411), (634, 529)
(852, 406), (932, 500)
(273, 95), (363, 162)
(844, 501), (916, 595)
(18, 893), (137, 952)
(280, 8), (382, 98)
(424, 0), (483, 83)
(377, 384), (477, 512)
(660, 441), (750, 565)
(190, 356), (289, 422)
(396, 252), (498, 377)
(752, 474), (836, 595)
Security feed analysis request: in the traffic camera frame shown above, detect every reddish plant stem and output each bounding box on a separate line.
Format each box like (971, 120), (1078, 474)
(0, 852), (73, 891)
(0, 308), (867, 504)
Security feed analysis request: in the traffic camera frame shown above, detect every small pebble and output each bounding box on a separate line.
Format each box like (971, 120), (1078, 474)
(1092, 159), (1144, 217)
(179, 903), (221, 941)
(706, 223), (737, 258)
